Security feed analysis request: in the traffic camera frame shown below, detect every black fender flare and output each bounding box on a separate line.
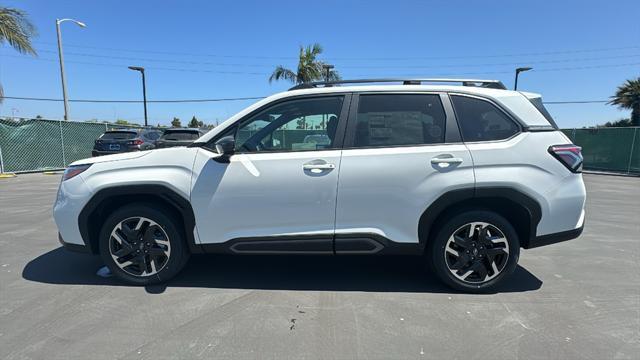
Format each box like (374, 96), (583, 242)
(418, 187), (542, 249)
(78, 185), (201, 254)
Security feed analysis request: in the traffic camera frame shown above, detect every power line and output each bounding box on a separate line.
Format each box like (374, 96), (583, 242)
(0, 95), (610, 105)
(35, 49), (640, 69)
(0, 95), (266, 103)
(544, 100), (608, 104)
(32, 41), (640, 61)
(7, 53), (640, 76)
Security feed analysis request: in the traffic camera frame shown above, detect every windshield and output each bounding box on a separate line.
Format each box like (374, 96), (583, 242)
(160, 131), (200, 141)
(100, 131), (137, 140)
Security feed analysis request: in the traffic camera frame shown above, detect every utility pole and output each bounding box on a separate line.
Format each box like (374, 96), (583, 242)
(56, 18), (86, 120)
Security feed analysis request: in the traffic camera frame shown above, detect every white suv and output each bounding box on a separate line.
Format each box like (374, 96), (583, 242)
(53, 79), (586, 292)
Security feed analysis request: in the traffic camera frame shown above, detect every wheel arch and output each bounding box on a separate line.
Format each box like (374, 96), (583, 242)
(418, 187), (542, 250)
(78, 185), (201, 254)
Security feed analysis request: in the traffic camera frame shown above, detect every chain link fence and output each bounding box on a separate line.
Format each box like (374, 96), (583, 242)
(1, 119), (638, 174)
(0, 118), (147, 173)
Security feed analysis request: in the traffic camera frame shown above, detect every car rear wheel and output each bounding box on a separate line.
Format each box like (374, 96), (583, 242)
(99, 204), (190, 285)
(429, 210), (520, 293)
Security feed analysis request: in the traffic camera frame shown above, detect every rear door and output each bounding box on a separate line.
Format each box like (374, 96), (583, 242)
(334, 93), (475, 252)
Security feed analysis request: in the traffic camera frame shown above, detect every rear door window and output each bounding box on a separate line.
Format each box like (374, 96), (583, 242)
(451, 95), (519, 142)
(351, 94), (446, 148)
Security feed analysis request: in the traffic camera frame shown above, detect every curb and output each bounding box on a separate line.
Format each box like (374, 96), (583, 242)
(0, 173), (17, 179)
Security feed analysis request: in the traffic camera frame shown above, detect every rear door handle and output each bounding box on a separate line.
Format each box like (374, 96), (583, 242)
(303, 160), (336, 174)
(431, 157), (463, 164)
(303, 163), (336, 170)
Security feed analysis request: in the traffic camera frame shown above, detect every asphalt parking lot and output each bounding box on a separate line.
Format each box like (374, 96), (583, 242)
(0, 173), (638, 359)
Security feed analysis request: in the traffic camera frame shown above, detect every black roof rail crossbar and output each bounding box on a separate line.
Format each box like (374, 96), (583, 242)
(289, 78), (507, 90)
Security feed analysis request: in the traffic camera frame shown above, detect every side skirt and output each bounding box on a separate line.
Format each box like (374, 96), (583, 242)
(199, 233), (423, 255)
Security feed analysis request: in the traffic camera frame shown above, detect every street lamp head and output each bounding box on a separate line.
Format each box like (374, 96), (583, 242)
(128, 66), (145, 72)
(516, 67), (533, 73)
(57, 18), (86, 28)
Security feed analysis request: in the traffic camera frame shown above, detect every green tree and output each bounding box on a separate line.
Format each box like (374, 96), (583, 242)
(171, 117), (182, 128)
(269, 43), (340, 85)
(602, 118), (632, 128)
(188, 116), (199, 128)
(608, 77), (640, 126)
(0, 7), (37, 101)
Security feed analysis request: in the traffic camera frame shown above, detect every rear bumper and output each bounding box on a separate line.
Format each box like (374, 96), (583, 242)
(526, 223), (584, 249)
(58, 233), (91, 253)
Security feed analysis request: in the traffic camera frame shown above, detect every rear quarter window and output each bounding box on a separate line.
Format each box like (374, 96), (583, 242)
(451, 95), (519, 142)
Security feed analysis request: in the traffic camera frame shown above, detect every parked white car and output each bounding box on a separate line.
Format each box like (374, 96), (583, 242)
(54, 79), (585, 292)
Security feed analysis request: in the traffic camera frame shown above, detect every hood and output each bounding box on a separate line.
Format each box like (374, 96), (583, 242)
(71, 151), (150, 166)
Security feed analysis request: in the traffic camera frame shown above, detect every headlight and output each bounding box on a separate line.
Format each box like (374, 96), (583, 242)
(62, 164), (91, 181)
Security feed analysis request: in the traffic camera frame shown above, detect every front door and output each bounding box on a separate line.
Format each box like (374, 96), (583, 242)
(191, 95), (349, 253)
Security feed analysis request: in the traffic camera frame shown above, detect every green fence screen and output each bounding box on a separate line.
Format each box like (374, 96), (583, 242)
(1, 119), (638, 174)
(562, 127), (639, 174)
(0, 119), (141, 173)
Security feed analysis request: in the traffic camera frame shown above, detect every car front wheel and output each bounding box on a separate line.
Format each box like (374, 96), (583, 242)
(99, 204), (190, 285)
(430, 211), (520, 293)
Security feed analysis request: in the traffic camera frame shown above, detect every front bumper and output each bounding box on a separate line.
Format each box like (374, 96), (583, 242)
(58, 233), (91, 253)
(53, 174), (93, 251)
(526, 223), (584, 249)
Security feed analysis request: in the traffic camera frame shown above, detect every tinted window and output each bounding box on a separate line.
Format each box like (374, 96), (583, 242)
(353, 94), (446, 147)
(100, 131), (137, 140)
(528, 97), (559, 129)
(144, 131), (161, 140)
(451, 95), (519, 142)
(161, 130), (200, 140)
(234, 96), (343, 152)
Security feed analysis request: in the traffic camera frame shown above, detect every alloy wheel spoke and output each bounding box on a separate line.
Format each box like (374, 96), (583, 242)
(452, 235), (471, 249)
(469, 261), (488, 280)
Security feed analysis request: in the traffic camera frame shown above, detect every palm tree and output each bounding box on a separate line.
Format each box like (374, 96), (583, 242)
(608, 77), (640, 126)
(269, 43), (340, 85)
(0, 7), (37, 100)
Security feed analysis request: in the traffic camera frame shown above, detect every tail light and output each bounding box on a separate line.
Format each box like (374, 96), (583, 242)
(129, 139), (144, 145)
(548, 144), (583, 173)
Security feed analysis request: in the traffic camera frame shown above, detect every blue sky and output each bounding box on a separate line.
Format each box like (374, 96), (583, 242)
(1, 0), (639, 128)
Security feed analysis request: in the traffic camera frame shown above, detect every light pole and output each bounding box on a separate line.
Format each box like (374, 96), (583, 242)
(514, 67), (532, 91)
(56, 18), (86, 121)
(128, 66), (148, 127)
(322, 64), (334, 82)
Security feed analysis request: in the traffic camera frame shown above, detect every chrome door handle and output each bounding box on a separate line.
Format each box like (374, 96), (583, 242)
(431, 157), (463, 164)
(303, 163), (336, 170)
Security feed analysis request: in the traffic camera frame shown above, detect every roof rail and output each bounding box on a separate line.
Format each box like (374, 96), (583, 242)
(288, 78), (507, 91)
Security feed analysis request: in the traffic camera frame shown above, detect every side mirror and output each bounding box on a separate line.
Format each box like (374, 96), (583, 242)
(214, 136), (235, 163)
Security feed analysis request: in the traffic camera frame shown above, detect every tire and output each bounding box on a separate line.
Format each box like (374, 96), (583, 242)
(98, 203), (190, 285)
(429, 210), (520, 293)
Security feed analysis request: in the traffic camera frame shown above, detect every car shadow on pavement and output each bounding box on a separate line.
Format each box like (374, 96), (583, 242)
(22, 247), (542, 294)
